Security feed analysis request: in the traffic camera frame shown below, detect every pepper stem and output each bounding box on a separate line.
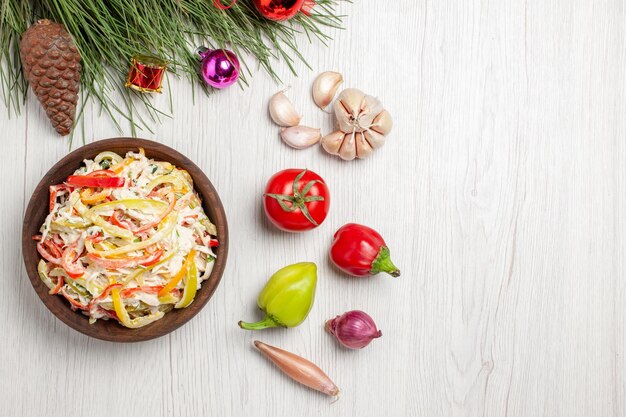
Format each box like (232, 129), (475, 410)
(371, 246), (401, 277)
(238, 315), (280, 330)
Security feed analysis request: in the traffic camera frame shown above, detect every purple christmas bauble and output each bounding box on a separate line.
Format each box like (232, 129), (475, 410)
(199, 48), (240, 89)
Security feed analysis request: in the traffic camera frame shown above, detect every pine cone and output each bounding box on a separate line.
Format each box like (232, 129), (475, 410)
(19, 20), (81, 136)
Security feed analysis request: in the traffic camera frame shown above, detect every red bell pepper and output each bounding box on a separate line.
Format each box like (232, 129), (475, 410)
(52, 234), (64, 246)
(66, 170), (125, 188)
(89, 283), (123, 305)
(329, 223), (401, 278)
(85, 231), (104, 244)
(141, 247), (164, 266)
(120, 285), (165, 298)
(50, 273), (65, 295)
(61, 245), (86, 278)
(209, 239), (219, 247)
(37, 241), (61, 264)
(49, 185), (68, 212)
(109, 211), (136, 230)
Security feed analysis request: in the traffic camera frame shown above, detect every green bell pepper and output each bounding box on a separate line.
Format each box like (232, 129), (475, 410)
(238, 262), (317, 330)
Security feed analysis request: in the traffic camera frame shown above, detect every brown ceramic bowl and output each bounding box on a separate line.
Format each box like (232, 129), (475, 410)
(22, 138), (228, 342)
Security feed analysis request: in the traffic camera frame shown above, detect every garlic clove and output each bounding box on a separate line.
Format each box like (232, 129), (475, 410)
(371, 109), (393, 135)
(334, 88), (364, 132)
(269, 90), (301, 127)
(338, 131), (357, 160)
(358, 94), (384, 130)
(312, 71), (343, 110)
(336, 88), (364, 117)
(364, 129), (386, 149)
(321, 130), (345, 155)
(355, 132), (373, 159)
(280, 126), (321, 149)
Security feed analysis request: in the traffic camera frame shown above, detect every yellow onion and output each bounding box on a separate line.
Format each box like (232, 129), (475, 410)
(325, 310), (382, 349)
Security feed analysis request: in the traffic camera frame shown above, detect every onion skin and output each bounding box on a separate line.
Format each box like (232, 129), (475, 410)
(325, 310), (382, 349)
(254, 340), (340, 396)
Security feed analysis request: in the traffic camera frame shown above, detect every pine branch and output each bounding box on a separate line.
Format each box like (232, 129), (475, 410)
(1, 0), (344, 135)
(0, 0), (30, 115)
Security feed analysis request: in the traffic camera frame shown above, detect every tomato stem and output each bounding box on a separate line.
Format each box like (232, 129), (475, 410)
(264, 169), (324, 226)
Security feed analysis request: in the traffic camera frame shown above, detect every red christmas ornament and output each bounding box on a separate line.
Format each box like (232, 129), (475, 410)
(125, 55), (168, 93)
(253, 0), (307, 21)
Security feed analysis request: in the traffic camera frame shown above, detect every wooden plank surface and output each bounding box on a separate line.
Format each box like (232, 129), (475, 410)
(1, 1), (624, 416)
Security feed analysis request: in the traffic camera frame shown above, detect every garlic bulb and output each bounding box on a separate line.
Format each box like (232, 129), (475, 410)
(312, 71), (343, 110)
(269, 90), (301, 127)
(322, 88), (393, 160)
(280, 126), (321, 149)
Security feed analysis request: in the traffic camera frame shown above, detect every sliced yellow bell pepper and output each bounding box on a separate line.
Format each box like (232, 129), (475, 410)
(158, 293), (180, 304)
(85, 212), (177, 257)
(153, 161), (173, 171)
(111, 287), (164, 328)
(80, 188), (110, 205)
(176, 169), (194, 188)
(51, 218), (91, 229)
(94, 151), (123, 165)
(70, 193), (134, 240)
(88, 198), (169, 215)
(200, 218), (218, 236)
(110, 157), (133, 174)
(94, 240), (118, 252)
(38, 260), (56, 292)
(146, 174), (186, 193)
(158, 249), (194, 297)
(175, 252), (198, 309)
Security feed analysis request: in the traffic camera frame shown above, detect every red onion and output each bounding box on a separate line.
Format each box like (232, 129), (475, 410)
(325, 310), (382, 349)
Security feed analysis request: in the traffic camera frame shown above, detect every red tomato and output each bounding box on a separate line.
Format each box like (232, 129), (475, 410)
(263, 169), (330, 232)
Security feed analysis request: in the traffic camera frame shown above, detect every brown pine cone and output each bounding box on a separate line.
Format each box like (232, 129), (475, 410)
(19, 19), (81, 136)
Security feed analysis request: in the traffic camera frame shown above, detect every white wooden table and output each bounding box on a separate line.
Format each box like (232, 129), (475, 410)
(1, 1), (625, 416)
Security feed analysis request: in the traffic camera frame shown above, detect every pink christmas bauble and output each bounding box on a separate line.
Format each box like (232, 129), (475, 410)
(199, 48), (240, 89)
